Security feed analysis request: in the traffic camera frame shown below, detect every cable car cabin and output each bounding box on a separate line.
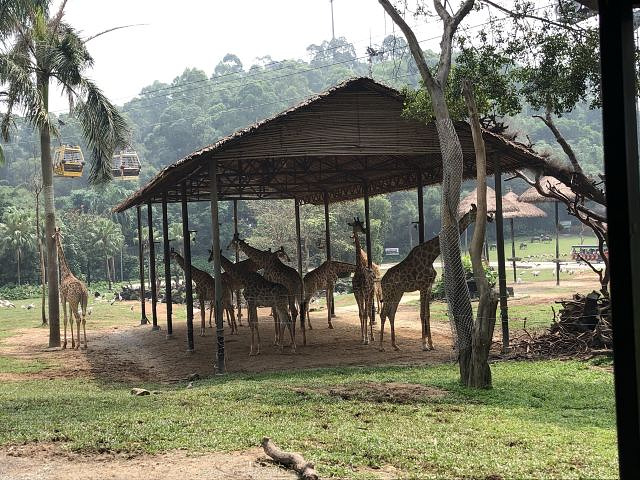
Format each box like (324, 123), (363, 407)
(571, 245), (608, 262)
(53, 145), (85, 178)
(111, 150), (141, 179)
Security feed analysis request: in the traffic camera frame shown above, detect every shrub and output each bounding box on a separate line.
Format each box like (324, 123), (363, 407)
(0, 283), (42, 300)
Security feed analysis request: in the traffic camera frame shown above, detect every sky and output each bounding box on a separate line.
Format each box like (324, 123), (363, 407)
(49, 0), (452, 113)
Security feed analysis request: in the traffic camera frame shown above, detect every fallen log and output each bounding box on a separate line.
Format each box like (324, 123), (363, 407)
(261, 437), (319, 480)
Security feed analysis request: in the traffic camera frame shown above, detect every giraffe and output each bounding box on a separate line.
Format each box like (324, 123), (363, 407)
(53, 228), (89, 349)
(348, 218), (375, 344)
(357, 248), (383, 314)
(303, 260), (356, 329)
(228, 234), (306, 346)
(170, 250), (236, 336)
(207, 249), (259, 327)
(379, 205), (480, 351)
(219, 253), (293, 355)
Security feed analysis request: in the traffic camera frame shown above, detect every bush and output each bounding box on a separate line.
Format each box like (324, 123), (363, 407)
(433, 255), (496, 300)
(0, 283), (42, 300)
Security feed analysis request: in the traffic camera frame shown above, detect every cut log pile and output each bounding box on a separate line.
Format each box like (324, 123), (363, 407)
(509, 291), (612, 358)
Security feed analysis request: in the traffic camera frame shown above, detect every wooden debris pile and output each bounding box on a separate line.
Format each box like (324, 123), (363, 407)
(509, 291), (612, 358)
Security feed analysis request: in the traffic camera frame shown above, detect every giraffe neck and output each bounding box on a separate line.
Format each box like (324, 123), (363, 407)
(55, 238), (73, 279)
(220, 254), (249, 283)
(458, 209), (477, 234)
(331, 261), (357, 275)
(353, 234), (366, 269)
(238, 240), (271, 267)
(173, 252), (207, 283)
(421, 211), (477, 263)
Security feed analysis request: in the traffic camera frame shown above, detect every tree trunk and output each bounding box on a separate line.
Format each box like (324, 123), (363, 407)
(39, 75), (60, 347)
(16, 249), (21, 286)
(35, 189), (47, 325)
(462, 79), (498, 388)
(106, 257), (112, 290)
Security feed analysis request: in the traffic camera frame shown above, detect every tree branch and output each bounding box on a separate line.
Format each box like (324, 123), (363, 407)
(533, 108), (583, 175)
(84, 24), (148, 43)
(479, 0), (586, 33)
(434, 0), (475, 86)
(378, 0), (436, 91)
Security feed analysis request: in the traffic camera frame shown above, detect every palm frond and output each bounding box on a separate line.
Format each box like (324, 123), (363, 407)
(0, 0), (48, 40)
(84, 24), (148, 44)
(75, 79), (130, 184)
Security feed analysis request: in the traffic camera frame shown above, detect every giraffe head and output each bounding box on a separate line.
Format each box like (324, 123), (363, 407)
(169, 246), (179, 260)
(347, 217), (367, 238)
(52, 226), (63, 242)
(227, 232), (242, 252)
(274, 246), (290, 263)
(207, 248), (224, 263)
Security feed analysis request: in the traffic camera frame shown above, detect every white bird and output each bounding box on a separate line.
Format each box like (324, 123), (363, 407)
(516, 277), (523, 284)
(26, 303), (34, 310)
(109, 298), (116, 305)
(130, 306), (134, 311)
(87, 307), (93, 315)
(117, 293), (123, 301)
(532, 271), (540, 277)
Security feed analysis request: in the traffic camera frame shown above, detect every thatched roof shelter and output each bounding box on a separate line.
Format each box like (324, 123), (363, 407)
(113, 77), (547, 213)
(502, 191), (547, 219)
(518, 176), (576, 203)
(458, 186), (519, 216)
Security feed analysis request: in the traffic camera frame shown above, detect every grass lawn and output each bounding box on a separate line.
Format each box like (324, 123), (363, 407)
(0, 360), (617, 479)
(503, 234), (599, 262)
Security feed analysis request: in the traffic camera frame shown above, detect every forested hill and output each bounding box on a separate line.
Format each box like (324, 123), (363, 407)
(0, 36), (603, 286)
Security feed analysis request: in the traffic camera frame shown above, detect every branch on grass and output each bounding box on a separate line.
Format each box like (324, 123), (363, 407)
(261, 437), (318, 480)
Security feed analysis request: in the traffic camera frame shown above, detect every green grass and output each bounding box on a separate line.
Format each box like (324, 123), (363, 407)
(0, 356), (51, 374)
(505, 234), (599, 262)
(0, 361), (616, 478)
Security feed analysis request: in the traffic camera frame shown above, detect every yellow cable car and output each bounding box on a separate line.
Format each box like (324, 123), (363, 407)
(53, 145), (85, 178)
(112, 149), (141, 180)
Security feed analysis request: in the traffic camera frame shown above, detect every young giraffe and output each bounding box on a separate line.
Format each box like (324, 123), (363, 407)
(207, 249), (260, 327)
(170, 250), (236, 336)
(379, 205), (480, 351)
(357, 249), (383, 314)
(303, 260), (356, 329)
(228, 234), (306, 346)
(348, 218), (375, 345)
(53, 228), (89, 350)
(220, 253), (293, 355)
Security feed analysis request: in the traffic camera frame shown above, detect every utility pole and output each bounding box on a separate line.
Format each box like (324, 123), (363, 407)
(330, 0), (335, 40)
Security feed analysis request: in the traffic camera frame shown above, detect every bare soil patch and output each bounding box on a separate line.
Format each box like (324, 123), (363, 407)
(0, 302), (456, 383)
(0, 443), (297, 480)
(295, 381), (447, 404)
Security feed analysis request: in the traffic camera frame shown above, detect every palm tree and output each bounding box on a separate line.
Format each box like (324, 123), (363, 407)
(0, 1), (129, 346)
(0, 207), (36, 285)
(90, 218), (124, 291)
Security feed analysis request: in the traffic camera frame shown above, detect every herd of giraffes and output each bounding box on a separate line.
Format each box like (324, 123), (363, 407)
(53, 205), (479, 355)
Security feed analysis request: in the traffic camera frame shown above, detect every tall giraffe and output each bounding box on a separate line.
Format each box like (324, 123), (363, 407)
(228, 234), (306, 346)
(220, 253), (293, 355)
(53, 228), (89, 349)
(348, 218), (375, 345)
(303, 260), (356, 329)
(379, 205), (480, 351)
(170, 250), (236, 336)
(208, 249), (259, 326)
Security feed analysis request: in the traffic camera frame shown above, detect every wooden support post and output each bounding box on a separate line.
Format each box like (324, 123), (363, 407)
(181, 184), (195, 352)
(363, 183), (375, 322)
(295, 199), (307, 344)
(161, 193), (173, 338)
(599, 2), (640, 474)
(147, 201), (159, 330)
(510, 218), (517, 283)
(555, 201), (560, 286)
(136, 206), (148, 325)
(494, 168), (509, 352)
(209, 162), (225, 373)
(417, 171), (425, 244)
(324, 191), (335, 319)
(233, 199), (242, 325)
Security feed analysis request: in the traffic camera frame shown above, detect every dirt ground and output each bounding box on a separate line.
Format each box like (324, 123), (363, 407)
(1, 301), (458, 383)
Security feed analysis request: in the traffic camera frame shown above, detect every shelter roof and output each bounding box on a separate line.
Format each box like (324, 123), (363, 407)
(114, 77), (547, 212)
(458, 186), (519, 216)
(502, 191), (547, 219)
(518, 176), (576, 203)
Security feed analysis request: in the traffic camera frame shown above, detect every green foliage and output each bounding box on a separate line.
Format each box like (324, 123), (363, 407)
(0, 283), (41, 300)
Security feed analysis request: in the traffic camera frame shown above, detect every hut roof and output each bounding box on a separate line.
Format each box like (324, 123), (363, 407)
(502, 191), (547, 219)
(113, 77), (548, 213)
(518, 176), (576, 203)
(458, 186), (519, 216)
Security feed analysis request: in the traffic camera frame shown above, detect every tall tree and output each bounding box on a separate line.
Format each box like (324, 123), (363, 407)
(0, 207), (35, 285)
(0, 1), (129, 346)
(90, 218), (124, 291)
(379, 0), (478, 385)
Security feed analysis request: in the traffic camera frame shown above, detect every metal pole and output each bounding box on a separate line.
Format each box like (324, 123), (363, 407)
(161, 193), (173, 338)
(555, 201), (560, 286)
(510, 218), (517, 283)
(600, 1), (640, 474)
(417, 171), (425, 244)
(233, 199), (242, 325)
(136, 206), (148, 325)
(363, 183), (375, 322)
(295, 199), (307, 345)
(494, 169), (509, 352)
(181, 184), (195, 352)
(323, 191), (335, 319)
(147, 202), (159, 330)
(209, 162), (225, 374)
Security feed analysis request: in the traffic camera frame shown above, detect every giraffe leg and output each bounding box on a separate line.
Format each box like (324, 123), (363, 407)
(326, 284), (333, 329)
(81, 293), (88, 349)
(248, 305), (256, 356)
(379, 301), (387, 351)
(199, 299), (206, 337)
(254, 306), (261, 355)
(62, 297), (68, 349)
(273, 307), (281, 347)
(306, 299), (312, 330)
(72, 303), (81, 350)
(421, 287), (434, 350)
(367, 291), (375, 343)
(281, 305), (296, 353)
(390, 299), (400, 351)
(208, 300), (215, 332)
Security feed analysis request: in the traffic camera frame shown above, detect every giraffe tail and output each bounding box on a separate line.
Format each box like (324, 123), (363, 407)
(81, 292), (89, 317)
